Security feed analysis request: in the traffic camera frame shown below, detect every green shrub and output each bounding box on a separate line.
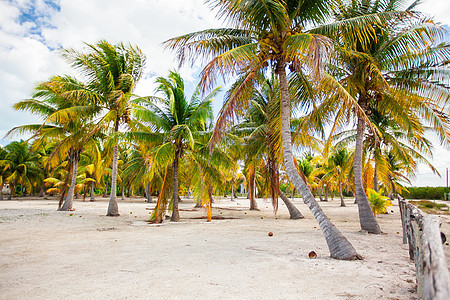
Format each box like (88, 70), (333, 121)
(367, 188), (392, 216)
(400, 186), (447, 200)
(410, 200), (450, 215)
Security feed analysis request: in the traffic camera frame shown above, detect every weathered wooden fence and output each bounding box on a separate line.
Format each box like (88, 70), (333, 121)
(398, 197), (450, 299)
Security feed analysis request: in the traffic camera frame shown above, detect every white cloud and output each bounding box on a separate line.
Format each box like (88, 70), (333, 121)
(0, 0), (222, 145)
(417, 0), (450, 25)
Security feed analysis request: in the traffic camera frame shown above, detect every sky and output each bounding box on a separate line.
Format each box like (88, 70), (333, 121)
(0, 0), (449, 187)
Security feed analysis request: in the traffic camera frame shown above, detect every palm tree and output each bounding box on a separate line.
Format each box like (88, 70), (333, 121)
(0, 141), (41, 197)
(186, 128), (235, 220)
(121, 144), (160, 203)
(61, 40), (146, 216)
(322, 148), (352, 207)
(77, 141), (103, 201)
(233, 75), (281, 211)
(163, 0), (376, 259)
(322, 0), (450, 233)
(0, 146), (10, 200)
(9, 75), (98, 211)
(131, 71), (216, 221)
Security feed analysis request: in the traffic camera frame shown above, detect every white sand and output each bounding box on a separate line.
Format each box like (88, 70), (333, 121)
(0, 196), (421, 299)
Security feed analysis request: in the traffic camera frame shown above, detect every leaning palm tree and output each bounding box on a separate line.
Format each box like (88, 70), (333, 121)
(131, 71), (217, 221)
(163, 0), (380, 259)
(320, 0), (450, 233)
(61, 40), (146, 216)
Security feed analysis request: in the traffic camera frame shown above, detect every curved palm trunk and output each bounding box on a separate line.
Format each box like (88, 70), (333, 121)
(339, 181), (346, 207)
(354, 107), (381, 233)
(171, 151), (180, 221)
(107, 145), (120, 216)
(279, 189), (304, 219)
(60, 152), (80, 211)
(277, 63), (360, 260)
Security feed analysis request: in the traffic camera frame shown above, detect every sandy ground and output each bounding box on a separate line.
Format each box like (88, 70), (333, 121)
(1, 195), (441, 300)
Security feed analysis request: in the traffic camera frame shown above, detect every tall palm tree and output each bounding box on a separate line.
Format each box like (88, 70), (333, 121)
(164, 0), (380, 259)
(131, 71), (216, 221)
(323, 0), (450, 232)
(61, 40), (146, 216)
(233, 74), (281, 211)
(8, 75), (98, 211)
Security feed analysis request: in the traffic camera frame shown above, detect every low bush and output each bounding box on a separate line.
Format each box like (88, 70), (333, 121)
(400, 186), (448, 200)
(409, 200), (450, 215)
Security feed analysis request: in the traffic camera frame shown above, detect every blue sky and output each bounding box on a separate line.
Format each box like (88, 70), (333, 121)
(1, 0), (449, 187)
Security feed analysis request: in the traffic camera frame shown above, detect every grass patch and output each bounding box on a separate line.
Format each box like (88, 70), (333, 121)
(409, 200), (450, 215)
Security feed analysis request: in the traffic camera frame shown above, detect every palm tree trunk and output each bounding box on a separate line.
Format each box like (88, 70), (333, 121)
(0, 183), (3, 200)
(90, 182), (95, 201)
(318, 186), (324, 201)
(121, 186), (126, 200)
(39, 184), (45, 197)
(354, 100), (381, 234)
(103, 179), (108, 197)
(230, 179), (235, 201)
(145, 182), (152, 203)
(248, 166), (258, 210)
(223, 181), (227, 198)
(339, 181), (346, 207)
(60, 153), (79, 211)
(208, 184), (214, 205)
(107, 145), (120, 216)
(171, 152), (180, 221)
(324, 185), (329, 201)
(277, 62), (360, 260)
(7, 184), (12, 200)
(373, 161), (379, 193)
(279, 189), (304, 219)
(389, 177), (396, 200)
(58, 172), (69, 209)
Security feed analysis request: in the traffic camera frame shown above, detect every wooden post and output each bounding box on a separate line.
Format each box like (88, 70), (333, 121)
(422, 215), (450, 300)
(399, 197), (408, 244)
